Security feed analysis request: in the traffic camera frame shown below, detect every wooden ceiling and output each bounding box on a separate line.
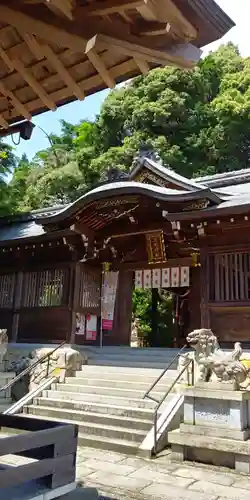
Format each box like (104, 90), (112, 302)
(0, 0), (233, 130)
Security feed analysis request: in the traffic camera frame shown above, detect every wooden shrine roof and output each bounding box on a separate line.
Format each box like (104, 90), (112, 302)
(0, 0), (234, 131)
(3, 157), (250, 247)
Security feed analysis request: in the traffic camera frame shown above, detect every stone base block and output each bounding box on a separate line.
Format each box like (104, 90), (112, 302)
(183, 386), (250, 432)
(168, 429), (250, 472)
(180, 422), (250, 440)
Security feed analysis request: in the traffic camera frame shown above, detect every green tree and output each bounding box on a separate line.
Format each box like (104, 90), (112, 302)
(0, 141), (17, 215)
(7, 43), (250, 210)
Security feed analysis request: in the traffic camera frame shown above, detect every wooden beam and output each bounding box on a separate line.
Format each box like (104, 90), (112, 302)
(82, 0), (144, 16)
(137, 0), (158, 21)
(133, 57), (150, 74)
(136, 20), (172, 37)
(22, 33), (44, 60)
(0, 114), (9, 129)
(13, 59), (56, 110)
(0, 46), (14, 72)
(87, 33), (194, 69)
(2, 59), (138, 122)
(19, 32), (84, 100)
(0, 80), (31, 120)
(85, 37), (115, 88)
(45, 0), (74, 20)
(137, 0), (197, 41)
(0, 5), (196, 71)
(42, 44), (85, 100)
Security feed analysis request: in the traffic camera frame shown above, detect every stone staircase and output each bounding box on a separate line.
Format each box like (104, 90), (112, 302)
(22, 347), (181, 455)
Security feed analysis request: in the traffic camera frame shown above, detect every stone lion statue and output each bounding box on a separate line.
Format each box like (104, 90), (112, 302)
(178, 328), (249, 388)
(0, 329), (8, 367)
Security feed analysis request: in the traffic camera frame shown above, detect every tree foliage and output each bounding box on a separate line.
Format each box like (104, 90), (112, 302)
(3, 43), (250, 213)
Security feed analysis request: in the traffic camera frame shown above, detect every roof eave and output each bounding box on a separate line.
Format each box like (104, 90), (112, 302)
(165, 203), (250, 222)
(39, 183), (221, 225)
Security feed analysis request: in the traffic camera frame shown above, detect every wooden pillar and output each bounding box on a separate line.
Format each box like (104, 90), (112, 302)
(11, 271), (23, 343)
(69, 262), (81, 345)
(200, 248), (210, 328)
(112, 270), (133, 345)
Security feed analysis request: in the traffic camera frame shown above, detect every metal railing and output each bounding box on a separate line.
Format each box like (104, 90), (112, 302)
(0, 340), (66, 395)
(143, 346), (194, 456)
(143, 345), (187, 403)
(152, 358), (194, 455)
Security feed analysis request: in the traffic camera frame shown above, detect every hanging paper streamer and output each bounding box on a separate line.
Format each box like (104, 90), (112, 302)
(180, 266), (190, 287)
(152, 269), (161, 288)
(143, 270), (152, 288)
(135, 270), (143, 288)
(134, 267), (190, 289)
(86, 314), (97, 341)
(101, 271), (119, 331)
(161, 268), (170, 288)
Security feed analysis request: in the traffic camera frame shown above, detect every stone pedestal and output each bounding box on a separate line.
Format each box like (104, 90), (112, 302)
(168, 383), (250, 472)
(0, 370), (15, 412)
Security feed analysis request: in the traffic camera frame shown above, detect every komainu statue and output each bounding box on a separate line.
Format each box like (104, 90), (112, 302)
(178, 328), (249, 388)
(0, 329), (8, 367)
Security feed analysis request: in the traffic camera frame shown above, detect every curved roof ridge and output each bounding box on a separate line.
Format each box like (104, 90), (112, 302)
(145, 158), (208, 190)
(38, 180), (221, 225)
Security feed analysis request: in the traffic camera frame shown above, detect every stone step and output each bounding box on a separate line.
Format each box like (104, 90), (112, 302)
(78, 367), (178, 380)
(64, 376), (174, 390)
(34, 397), (155, 421)
(56, 382), (166, 400)
(87, 352), (178, 361)
(20, 412), (139, 455)
(77, 433), (138, 455)
(24, 404), (152, 431)
(44, 389), (161, 409)
(80, 347), (183, 357)
(81, 364), (176, 376)
(24, 407), (146, 442)
(87, 359), (173, 369)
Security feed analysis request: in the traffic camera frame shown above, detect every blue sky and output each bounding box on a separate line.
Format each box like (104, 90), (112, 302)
(6, 0), (250, 160)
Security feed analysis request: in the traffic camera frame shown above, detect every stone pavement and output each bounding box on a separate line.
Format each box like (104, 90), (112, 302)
(73, 446), (250, 500)
(3, 445), (250, 500)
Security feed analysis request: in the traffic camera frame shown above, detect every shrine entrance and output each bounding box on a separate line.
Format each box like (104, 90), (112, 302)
(132, 266), (191, 348)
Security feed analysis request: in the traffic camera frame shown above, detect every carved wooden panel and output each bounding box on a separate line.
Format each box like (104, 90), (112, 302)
(0, 273), (16, 309)
(209, 252), (250, 302)
(76, 266), (101, 312)
(21, 268), (69, 308)
(210, 308), (250, 342)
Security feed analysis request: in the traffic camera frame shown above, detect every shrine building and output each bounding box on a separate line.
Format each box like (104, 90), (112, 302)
(0, 1), (235, 346)
(1, 153), (250, 347)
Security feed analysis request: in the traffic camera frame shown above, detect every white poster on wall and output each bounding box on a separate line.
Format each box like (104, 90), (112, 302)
(75, 313), (85, 335)
(101, 271), (119, 331)
(86, 314), (97, 341)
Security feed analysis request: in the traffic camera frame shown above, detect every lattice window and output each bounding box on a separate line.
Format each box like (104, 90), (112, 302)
(0, 274), (16, 308)
(78, 267), (101, 310)
(22, 268), (69, 308)
(209, 253), (250, 302)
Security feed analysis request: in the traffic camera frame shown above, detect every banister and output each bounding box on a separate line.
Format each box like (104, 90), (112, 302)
(152, 358), (194, 455)
(143, 345), (187, 400)
(0, 340), (67, 394)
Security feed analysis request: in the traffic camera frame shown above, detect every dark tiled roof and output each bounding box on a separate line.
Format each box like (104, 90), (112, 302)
(196, 168), (250, 188)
